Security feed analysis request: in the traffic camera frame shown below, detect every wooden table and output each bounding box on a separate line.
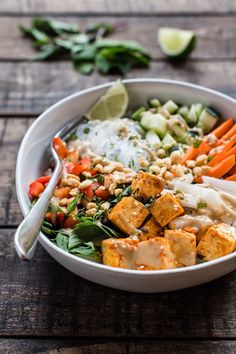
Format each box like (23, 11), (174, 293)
(1, 1), (236, 353)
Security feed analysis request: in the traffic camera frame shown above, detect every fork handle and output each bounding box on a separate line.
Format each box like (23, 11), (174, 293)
(14, 161), (63, 260)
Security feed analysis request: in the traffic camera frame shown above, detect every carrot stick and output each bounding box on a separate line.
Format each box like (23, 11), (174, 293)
(194, 119), (234, 159)
(228, 163), (236, 175)
(211, 118), (234, 138)
(206, 154), (235, 179)
(180, 146), (198, 165)
(208, 136), (236, 167)
(225, 173), (236, 181)
(222, 124), (236, 141)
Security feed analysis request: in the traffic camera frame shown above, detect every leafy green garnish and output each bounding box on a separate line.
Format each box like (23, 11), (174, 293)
(83, 127), (90, 134)
(197, 201), (208, 209)
(56, 232), (69, 251)
(111, 185), (132, 204)
(193, 139), (202, 148)
(20, 17), (151, 75)
(67, 194), (82, 214)
(67, 132), (78, 141)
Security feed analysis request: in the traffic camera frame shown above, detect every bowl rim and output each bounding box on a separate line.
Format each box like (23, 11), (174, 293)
(16, 78), (236, 276)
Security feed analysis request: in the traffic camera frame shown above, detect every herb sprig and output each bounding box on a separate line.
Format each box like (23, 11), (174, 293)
(20, 17), (151, 75)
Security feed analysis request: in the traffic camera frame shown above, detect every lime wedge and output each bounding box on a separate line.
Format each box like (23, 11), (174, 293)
(85, 79), (128, 120)
(158, 28), (196, 59)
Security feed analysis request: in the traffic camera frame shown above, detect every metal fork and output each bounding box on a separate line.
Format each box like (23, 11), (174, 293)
(14, 116), (83, 260)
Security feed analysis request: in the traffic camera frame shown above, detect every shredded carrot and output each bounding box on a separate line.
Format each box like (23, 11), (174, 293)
(180, 146), (198, 164)
(211, 118), (234, 138)
(208, 136), (236, 167)
(222, 124), (236, 141)
(225, 173), (236, 181)
(206, 154), (235, 179)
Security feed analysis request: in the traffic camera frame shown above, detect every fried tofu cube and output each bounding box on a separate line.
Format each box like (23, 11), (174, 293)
(108, 196), (149, 235)
(139, 217), (163, 241)
(197, 223), (236, 261)
(165, 229), (196, 267)
(134, 237), (176, 270)
(150, 193), (184, 226)
(102, 237), (176, 270)
(102, 237), (139, 269)
(131, 172), (165, 199)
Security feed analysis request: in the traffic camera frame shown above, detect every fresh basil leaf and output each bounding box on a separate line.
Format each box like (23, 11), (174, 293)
(67, 194), (81, 214)
(68, 234), (83, 250)
(54, 38), (73, 51)
(74, 61), (94, 75)
(20, 25), (49, 45)
(56, 232), (69, 251)
(73, 45), (97, 61)
(33, 17), (79, 36)
(85, 22), (114, 35)
(72, 220), (119, 240)
(77, 250), (101, 263)
(96, 39), (150, 56)
(32, 45), (63, 61)
(71, 33), (90, 45)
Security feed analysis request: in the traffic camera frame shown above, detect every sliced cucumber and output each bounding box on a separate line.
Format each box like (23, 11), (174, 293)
(145, 130), (162, 147)
(178, 105), (189, 120)
(148, 98), (161, 108)
(141, 112), (167, 138)
(197, 107), (219, 133)
(162, 133), (177, 150)
(131, 107), (146, 121)
(168, 114), (188, 137)
(162, 100), (179, 114)
(158, 27), (196, 59)
(186, 103), (203, 124)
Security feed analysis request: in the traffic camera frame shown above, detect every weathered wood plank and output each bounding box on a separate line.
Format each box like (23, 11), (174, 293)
(1, 339), (236, 354)
(1, 0), (236, 15)
(1, 228), (236, 337)
(1, 61), (236, 115)
(2, 16), (236, 60)
(0, 118), (33, 226)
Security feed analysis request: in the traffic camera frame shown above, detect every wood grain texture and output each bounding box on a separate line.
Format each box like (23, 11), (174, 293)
(1, 229), (236, 337)
(2, 16), (236, 60)
(0, 118), (33, 226)
(1, 0), (236, 15)
(1, 61), (236, 115)
(1, 339), (236, 354)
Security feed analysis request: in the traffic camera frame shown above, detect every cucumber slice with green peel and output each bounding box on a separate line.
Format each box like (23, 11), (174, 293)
(178, 105), (189, 120)
(145, 130), (162, 147)
(162, 133), (177, 150)
(197, 107), (219, 133)
(158, 27), (196, 59)
(168, 114), (188, 137)
(131, 107), (146, 121)
(162, 100), (179, 114)
(187, 103), (203, 124)
(141, 112), (167, 138)
(148, 98), (161, 108)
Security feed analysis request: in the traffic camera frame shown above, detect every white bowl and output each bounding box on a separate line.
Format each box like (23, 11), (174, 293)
(16, 79), (236, 293)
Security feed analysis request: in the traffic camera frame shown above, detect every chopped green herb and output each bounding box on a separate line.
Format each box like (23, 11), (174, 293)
(97, 174), (104, 182)
(197, 201), (208, 209)
(193, 139), (202, 148)
(83, 127), (90, 134)
(67, 132), (78, 141)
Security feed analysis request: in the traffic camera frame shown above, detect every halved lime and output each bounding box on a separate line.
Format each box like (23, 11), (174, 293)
(85, 79), (128, 120)
(158, 27), (196, 59)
